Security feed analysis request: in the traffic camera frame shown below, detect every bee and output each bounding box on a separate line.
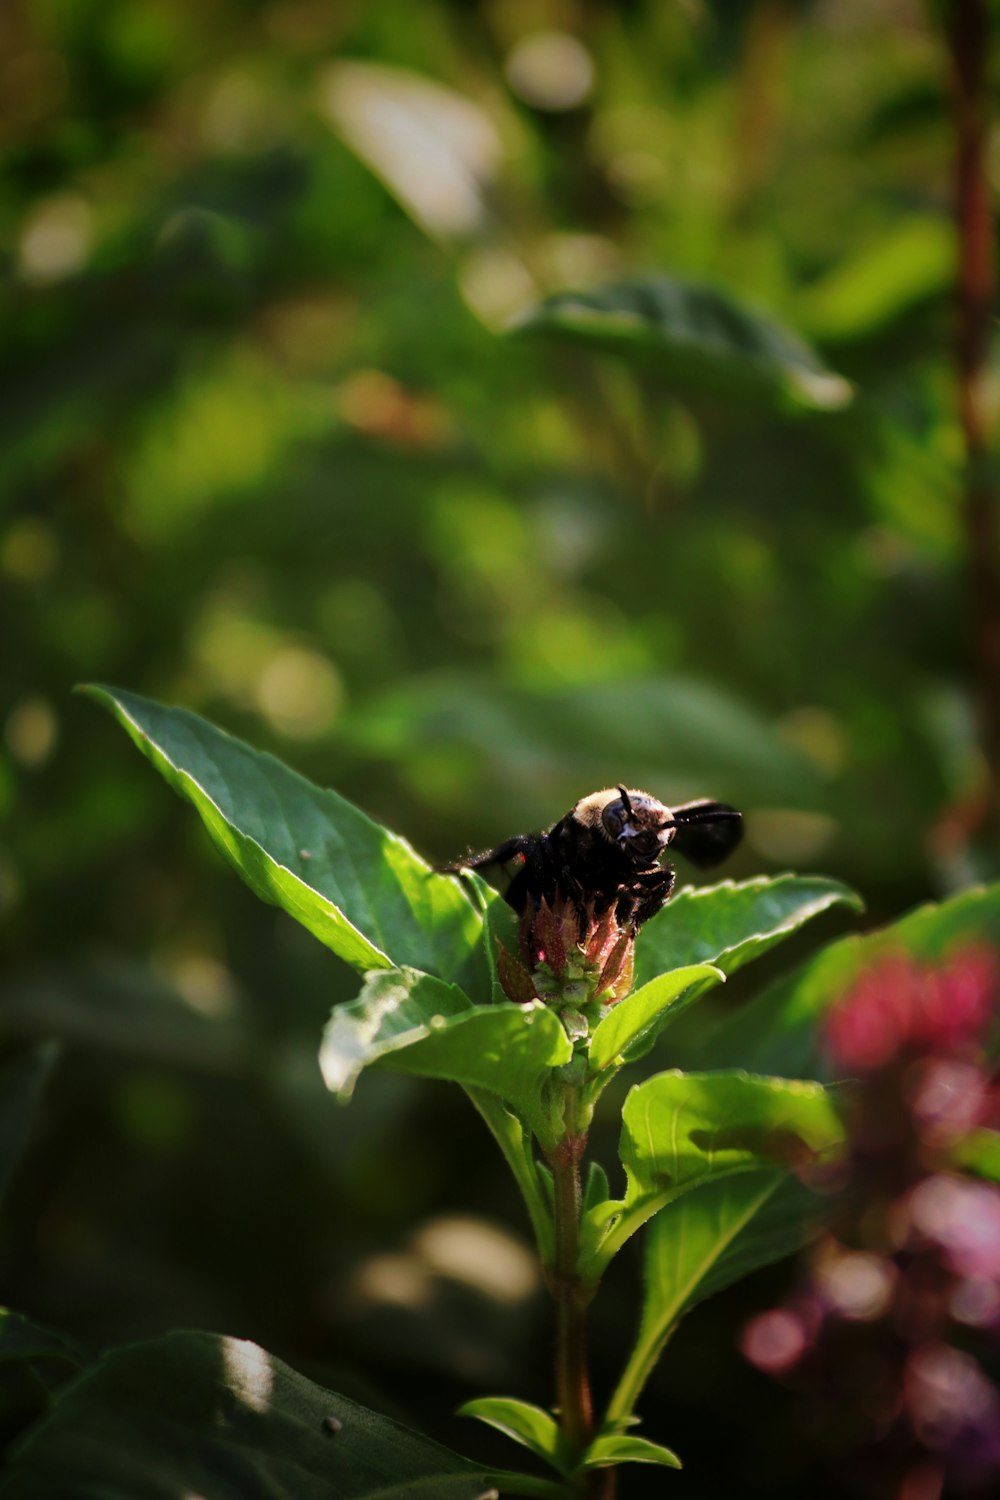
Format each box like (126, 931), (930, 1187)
(448, 786), (742, 933)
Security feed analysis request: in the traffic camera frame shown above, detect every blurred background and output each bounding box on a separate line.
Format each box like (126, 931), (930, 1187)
(1, 0), (997, 1494)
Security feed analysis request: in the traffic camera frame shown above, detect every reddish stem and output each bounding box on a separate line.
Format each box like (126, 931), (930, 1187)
(546, 1120), (617, 1498)
(948, 0), (1000, 820)
(548, 1129), (593, 1454)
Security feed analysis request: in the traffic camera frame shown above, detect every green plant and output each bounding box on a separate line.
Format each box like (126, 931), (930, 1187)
(1, 687), (999, 1497)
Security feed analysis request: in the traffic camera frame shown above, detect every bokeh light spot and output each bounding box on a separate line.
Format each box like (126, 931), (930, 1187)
(253, 647), (343, 739)
(740, 1309), (808, 1374)
(412, 1216), (539, 1305)
(505, 32), (594, 111)
(4, 697), (58, 768)
(1, 519), (59, 584)
(18, 195), (93, 283)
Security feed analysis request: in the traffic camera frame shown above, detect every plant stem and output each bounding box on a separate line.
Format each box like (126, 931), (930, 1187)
(545, 1092), (618, 1500)
(947, 0), (1000, 823)
(473, 1075), (616, 1496)
(548, 1120), (593, 1457)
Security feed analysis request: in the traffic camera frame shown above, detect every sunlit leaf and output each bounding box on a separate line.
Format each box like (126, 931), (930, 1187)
(634, 875), (862, 989)
(458, 1397), (571, 1476)
(581, 1433), (681, 1469)
(320, 967), (571, 1135)
(588, 964), (723, 1071)
(580, 1070), (844, 1280)
(514, 276), (852, 412)
(606, 1170), (827, 1424)
(82, 686), (485, 988)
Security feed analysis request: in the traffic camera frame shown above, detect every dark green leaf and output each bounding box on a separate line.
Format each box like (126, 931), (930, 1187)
(0, 1311), (85, 1373)
(513, 276), (852, 413)
(588, 964), (723, 1071)
(82, 686), (485, 987)
(0, 1330), (515, 1499)
(0, 1048), (55, 1209)
(458, 1397), (571, 1476)
(634, 875), (862, 990)
(0, 964), (245, 1074)
(580, 1070), (843, 1280)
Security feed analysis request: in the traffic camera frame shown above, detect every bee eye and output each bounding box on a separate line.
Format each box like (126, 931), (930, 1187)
(602, 801), (627, 838)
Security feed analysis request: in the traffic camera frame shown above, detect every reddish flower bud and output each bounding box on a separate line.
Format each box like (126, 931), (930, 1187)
(511, 894), (638, 1013)
(496, 942), (539, 1005)
(597, 931), (634, 1003)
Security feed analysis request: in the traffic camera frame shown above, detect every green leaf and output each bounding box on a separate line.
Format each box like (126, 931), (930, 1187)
(465, 1090), (555, 1263)
(82, 686), (485, 988)
(343, 673), (825, 810)
(581, 1433), (681, 1470)
(634, 875), (862, 990)
(0, 1330), (517, 1500)
(580, 1070), (844, 1281)
(320, 968), (473, 1095)
(699, 883), (1000, 1078)
(513, 276), (852, 413)
(320, 967), (571, 1134)
(798, 216), (953, 343)
(606, 1169), (826, 1424)
(0, 963), (245, 1074)
(458, 1397), (571, 1476)
(0, 1047), (55, 1209)
(582, 1160), (611, 1217)
(953, 1129), (1000, 1182)
(588, 965), (723, 1071)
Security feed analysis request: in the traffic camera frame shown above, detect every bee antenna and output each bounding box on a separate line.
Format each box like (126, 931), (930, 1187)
(617, 785), (633, 817)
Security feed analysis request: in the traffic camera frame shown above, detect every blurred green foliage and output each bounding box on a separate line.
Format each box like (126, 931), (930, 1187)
(0, 2), (996, 1495)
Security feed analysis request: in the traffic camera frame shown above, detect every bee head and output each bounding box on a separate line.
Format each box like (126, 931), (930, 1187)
(574, 786), (673, 865)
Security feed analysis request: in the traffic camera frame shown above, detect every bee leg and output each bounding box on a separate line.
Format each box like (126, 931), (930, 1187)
(444, 835), (537, 874)
(629, 867), (676, 929)
(614, 887), (641, 931)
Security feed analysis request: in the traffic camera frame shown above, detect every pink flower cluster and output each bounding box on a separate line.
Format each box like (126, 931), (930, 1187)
(742, 941), (1000, 1499)
(825, 946), (998, 1074)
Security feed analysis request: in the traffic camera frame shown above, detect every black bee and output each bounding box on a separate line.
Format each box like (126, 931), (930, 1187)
(448, 786), (742, 933)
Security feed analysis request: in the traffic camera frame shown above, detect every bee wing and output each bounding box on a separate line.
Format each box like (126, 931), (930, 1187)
(669, 800), (742, 868)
